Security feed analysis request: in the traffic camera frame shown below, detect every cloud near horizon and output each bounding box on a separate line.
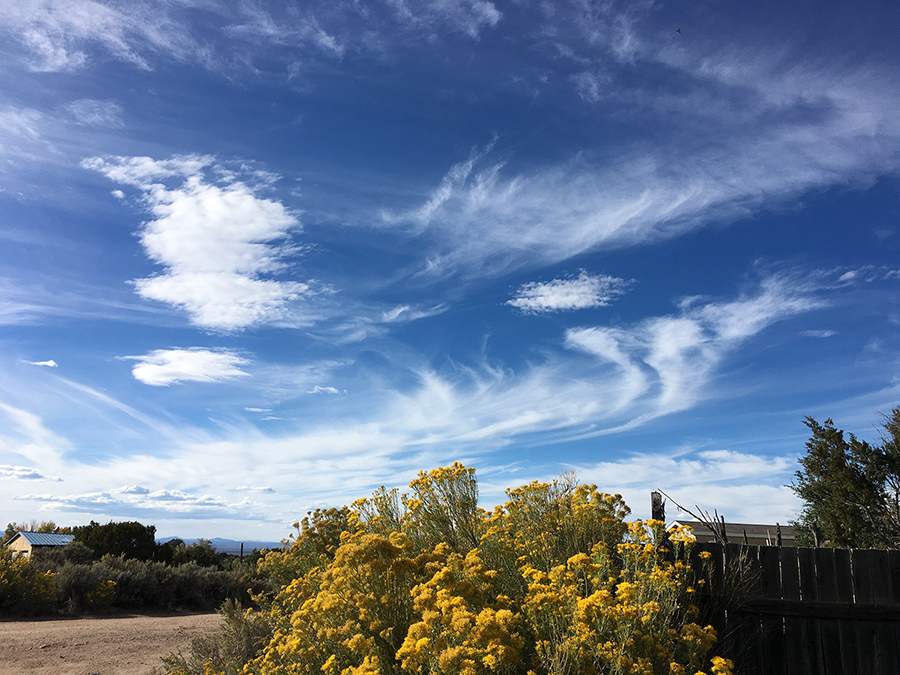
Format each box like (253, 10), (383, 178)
(14, 489), (267, 520)
(0, 464), (61, 481)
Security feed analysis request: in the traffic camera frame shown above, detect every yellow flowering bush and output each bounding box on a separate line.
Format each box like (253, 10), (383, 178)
(194, 466), (731, 675)
(0, 546), (56, 616)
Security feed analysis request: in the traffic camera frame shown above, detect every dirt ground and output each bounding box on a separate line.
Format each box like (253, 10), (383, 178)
(0, 611), (222, 675)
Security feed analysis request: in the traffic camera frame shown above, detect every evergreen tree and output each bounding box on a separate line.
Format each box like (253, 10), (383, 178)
(72, 520), (159, 561)
(791, 408), (900, 548)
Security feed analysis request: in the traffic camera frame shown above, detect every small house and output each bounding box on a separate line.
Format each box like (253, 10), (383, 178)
(6, 531), (74, 558)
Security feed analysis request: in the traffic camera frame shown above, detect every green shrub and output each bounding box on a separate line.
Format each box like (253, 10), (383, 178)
(31, 541), (97, 571)
(154, 599), (272, 675)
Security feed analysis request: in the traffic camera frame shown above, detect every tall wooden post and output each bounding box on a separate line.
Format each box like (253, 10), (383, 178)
(651, 491), (665, 522)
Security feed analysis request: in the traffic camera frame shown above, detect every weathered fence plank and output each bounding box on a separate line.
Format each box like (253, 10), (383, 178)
(758, 545), (785, 675)
(779, 546), (814, 675)
(854, 548), (900, 674)
(813, 548), (844, 674)
(726, 543), (761, 674)
(833, 548), (859, 674)
(797, 545), (826, 674)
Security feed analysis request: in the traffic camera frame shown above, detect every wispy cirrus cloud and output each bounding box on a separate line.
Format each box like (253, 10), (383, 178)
(84, 155), (310, 330)
(389, 0), (501, 39)
(381, 304), (448, 324)
(567, 275), (821, 415)
(64, 99), (124, 127)
(0, 107), (42, 139)
(0, 402), (67, 470)
(394, 38), (900, 280)
(0, 275), (824, 531)
(0, 0), (501, 76)
(837, 266), (900, 284)
(125, 348), (250, 387)
(405, 116), (900, 279)
(0, 274), (174, 327)
(803, 329), (837, 339)
(0, 0), (201, 72)
(507, 271), (630, 313)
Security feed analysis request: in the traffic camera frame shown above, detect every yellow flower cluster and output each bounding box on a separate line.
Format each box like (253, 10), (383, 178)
(220, 466), (731, 675)
(86, 579), (117, 610)
(397, 546), (524, 675)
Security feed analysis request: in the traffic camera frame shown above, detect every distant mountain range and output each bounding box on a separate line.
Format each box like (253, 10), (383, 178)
(157, 536), (283, 556)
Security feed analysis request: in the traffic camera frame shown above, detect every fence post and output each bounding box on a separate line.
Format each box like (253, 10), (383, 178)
(651, 491), (665, 522)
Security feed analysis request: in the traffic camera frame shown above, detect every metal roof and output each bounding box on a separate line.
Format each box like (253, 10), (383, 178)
(7, 532), (74, 547)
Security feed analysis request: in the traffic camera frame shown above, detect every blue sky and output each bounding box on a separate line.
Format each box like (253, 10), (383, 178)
(1, 0), (899, 541)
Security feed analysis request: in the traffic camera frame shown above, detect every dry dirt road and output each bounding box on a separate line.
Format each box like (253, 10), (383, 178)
(0, 611), (222, 675)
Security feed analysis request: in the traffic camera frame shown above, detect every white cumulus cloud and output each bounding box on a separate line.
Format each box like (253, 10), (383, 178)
(126, 348), (250, 386)
(118, 485), (150, 494)
(83, 155), (308, 330)
(508, 271), (629, 313)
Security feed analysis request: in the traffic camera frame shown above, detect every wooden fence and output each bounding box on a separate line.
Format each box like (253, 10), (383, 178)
(693, 542), (900, 674)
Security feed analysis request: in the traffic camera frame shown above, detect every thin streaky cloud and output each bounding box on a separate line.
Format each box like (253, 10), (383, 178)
(25, 359), (57, 368)
(53, 376), (186, 441)
(0, 0), (200, 72)
(0, 402), (68, 469)
(235, 485), (276, 494)
(394, 58), (900, 279)
(306, 385), (340, 395)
